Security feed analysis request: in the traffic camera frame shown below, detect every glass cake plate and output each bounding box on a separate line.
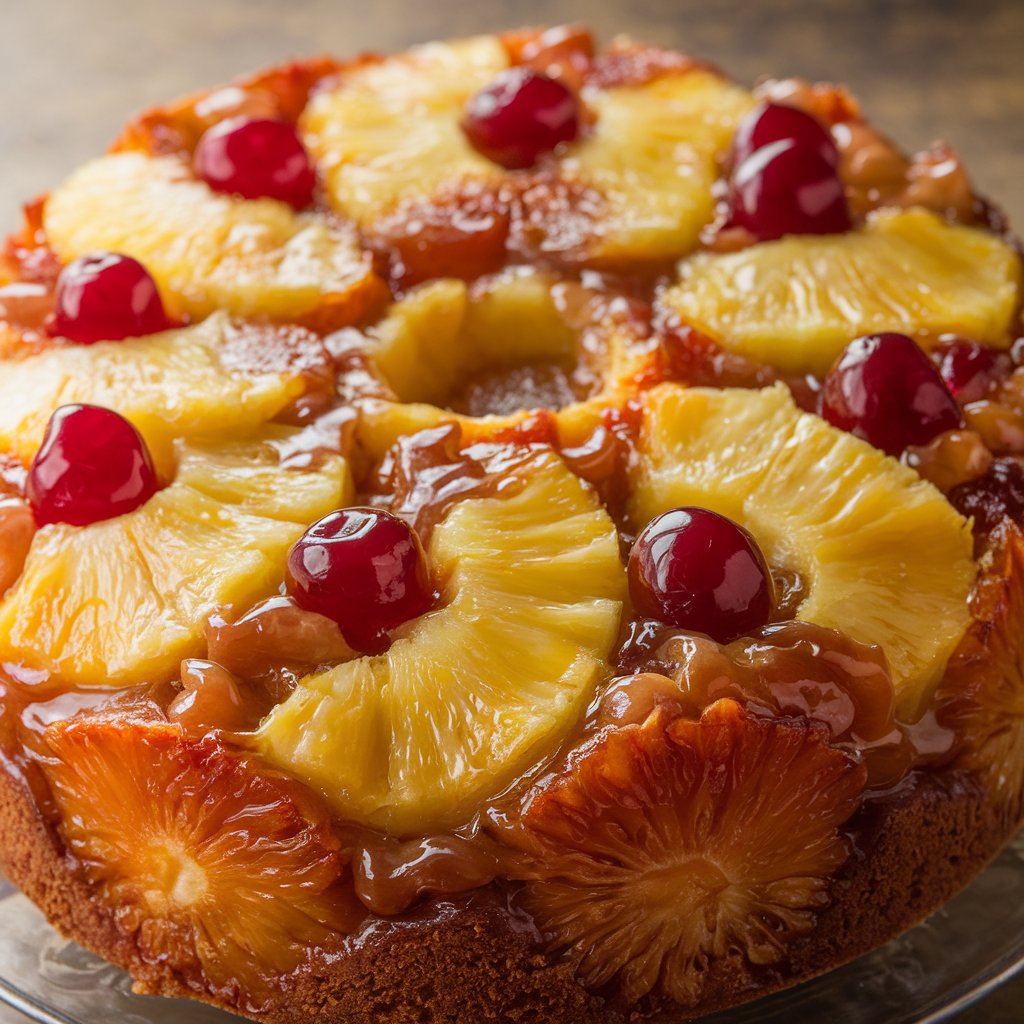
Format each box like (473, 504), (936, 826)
(3, 830), (1024, 1024)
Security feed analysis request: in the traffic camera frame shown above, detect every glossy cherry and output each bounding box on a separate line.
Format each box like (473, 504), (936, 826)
(194, 116), (316, 209)
(938, 338), (1007, 404)
(461, 67), (579, 169)
(50, 252), (171, 344)
(728, 139), (851, 241)
(628, 507), (775, 644)
(27, 405), (159, 527)
(286, 507), (434, 654)
(731, 102), (839, 169)
(821, 333), (963, 456)
(950, 457), (1024, 537)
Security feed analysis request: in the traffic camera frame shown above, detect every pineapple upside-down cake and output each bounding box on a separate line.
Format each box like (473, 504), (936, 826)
(1, 24), (1023, 1024)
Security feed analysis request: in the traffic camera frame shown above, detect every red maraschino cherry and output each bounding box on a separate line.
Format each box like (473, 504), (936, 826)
(628, 507), (775, 644)
(461, 67), (579, 169)
(50, 252), (170, 344)
(821, 333), (964, 456)
(938, 338), (1007, 404)
(27, 405), (159, 527)
(286, 507), (434, 654)
(194, 116), (317, 209)
(731, 102), (839, 169)
(728, 139), (851, 241)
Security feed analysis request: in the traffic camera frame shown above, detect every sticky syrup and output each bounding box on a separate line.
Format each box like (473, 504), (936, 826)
(0, 58), (1019, 931)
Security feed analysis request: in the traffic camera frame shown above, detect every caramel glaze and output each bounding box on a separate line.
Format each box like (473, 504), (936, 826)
(760, 78), (978, 224)
(3, 335), (1022, 930)
(1, 277), (1024, 928)
(1, 29), (1023, 959)
(700, 77), (1013, 255)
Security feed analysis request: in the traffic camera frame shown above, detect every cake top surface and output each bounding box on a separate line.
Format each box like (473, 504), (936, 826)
(0, 24), (1022, 1016)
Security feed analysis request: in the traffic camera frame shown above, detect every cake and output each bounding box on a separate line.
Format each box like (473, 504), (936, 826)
(1, 23), (1023, 1023)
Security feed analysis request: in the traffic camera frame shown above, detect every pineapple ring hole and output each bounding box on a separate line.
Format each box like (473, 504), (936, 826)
(145, 838), (210, 911)
(368, 272), (616, 419)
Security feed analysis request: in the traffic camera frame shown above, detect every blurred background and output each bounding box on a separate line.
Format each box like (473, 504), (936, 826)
(1, 0), (1022, 231)
(0, 0), (1022, 1021)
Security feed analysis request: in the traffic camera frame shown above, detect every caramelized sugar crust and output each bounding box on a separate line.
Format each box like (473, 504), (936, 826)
(0, 21), (1023, 1024)
(0, 747), (1011, 1024)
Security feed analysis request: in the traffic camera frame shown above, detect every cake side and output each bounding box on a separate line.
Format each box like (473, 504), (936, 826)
(0, 757), (1015, 1024)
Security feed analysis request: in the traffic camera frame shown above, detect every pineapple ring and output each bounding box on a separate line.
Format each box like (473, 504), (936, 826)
(662, 208), (1023, 376)
(257, 448), (626, 834)
(506, 699), (865, 1006)
(42, 150), (386, 328)
(0, 435), (352, 687)
(0, 312), (319, 472)
(304, 36), (508, 230)
(43, 717), (358, 1004)
(356, 269), (652, 462)
(302, 34), (755, 267)
(630, 383), (976, 719)
(939, 526), (1024, 804)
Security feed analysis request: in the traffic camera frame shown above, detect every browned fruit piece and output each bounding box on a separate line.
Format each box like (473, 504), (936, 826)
(115, 57), (342, 157)
(42, 152), (386, 329)
(501, 23), (595, 88)
(757, 78), (977, 223)
(605, 620), (912, 787)
(44, 717), (358, 1009)
(939, 525), (1024, 809)
(507, 699), (865, 1005)
(371, 181), (511, 287)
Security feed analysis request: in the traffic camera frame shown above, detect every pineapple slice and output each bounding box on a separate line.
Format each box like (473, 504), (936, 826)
(42, 151), (384, 326)
(44, 718), (356, 1005)
(0, 437), (350, 687)
(507, 699), (865, 1005)
(0, 313), (308, 466)
(305, 35), (753, 264)
(302, 36), (508, 226)
(630, 383), (976, 718)
(663, 208), (1022, 375)
(940, 527), (1024, 806)
(115, 56), (341, 157)
(368, 278), (468, 405)
(359, 269), (646, 460)
(258, 449), (626, 834)
(552, 69), (754, 263)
